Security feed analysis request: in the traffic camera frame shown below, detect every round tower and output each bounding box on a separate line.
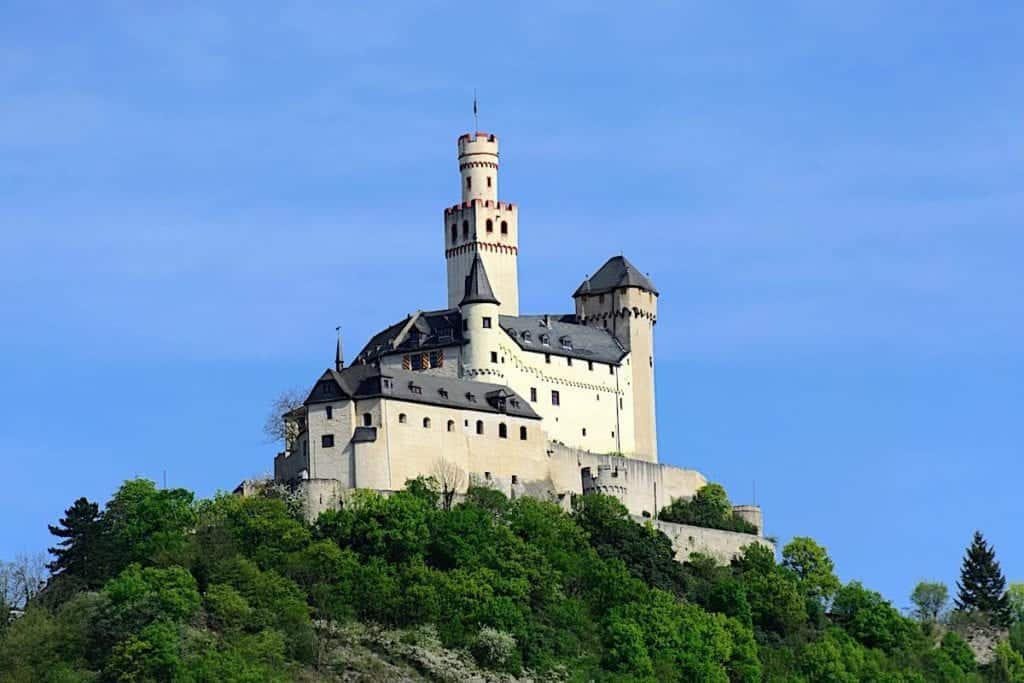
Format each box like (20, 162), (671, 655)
(458, 133), (499, 202)
(459, 253), (503, 378)
(444, 132), (520, 315)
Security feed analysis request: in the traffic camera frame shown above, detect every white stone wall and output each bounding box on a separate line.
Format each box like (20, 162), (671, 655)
(640, 517), (775, 565)
(445, 203), (520, 315)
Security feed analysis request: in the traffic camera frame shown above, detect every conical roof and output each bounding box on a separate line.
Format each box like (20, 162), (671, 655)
(573, 255), (658, 297)
(460, 253), (501, 306)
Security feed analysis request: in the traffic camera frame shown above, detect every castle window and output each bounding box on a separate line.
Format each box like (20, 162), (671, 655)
(588, 361), (594, 371)
(447, 420), (455, 432)
(519, 426), (527, 440)
(529, 387), (537, 402)
(500, 220), (508, 235)
(609, 365), (614, 375)
(466, 176), (471, 189)
(476, 420), (484, 435)
(650, 356), (653, 367)
(486, 219), (493, 233)
(462, 220), (469, 239)
(398, 413), (407, 424)
(482, 317), (492, 328)
(511, 474), (518, 484)
(484, 471), (492, 481)
(545, 354), (551, 364)
(551, 390), (560, 406)
(438, 388), (449, 398)
(409, 382), (422, 394)
(490, 351), (498, 363)
(582, 428), (587, 437)
(499, 423), (508, 439)
(619, 398), (623, 409)
(487, 176), (492, 188)
(451, 224), (457, 242)
(321, 434), (334, 448)
(567, 357), (573, 367)
(540, 334), (550, 345)
(466, 392), (476, 402)
(521, 331), (531, 343)
(596, 394), (600, 401)
(423, 417), (431, 429)
(598, 294), (605, 304)
(362, 413), (372, 426)
(325, 405), (333, 419)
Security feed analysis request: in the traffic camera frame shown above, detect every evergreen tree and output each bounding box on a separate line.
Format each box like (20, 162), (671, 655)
(955, 531), (1011, 626)
(47, 497), (103, 587)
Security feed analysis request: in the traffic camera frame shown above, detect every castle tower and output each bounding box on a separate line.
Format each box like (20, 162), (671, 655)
(444, 132), (520, 315)
(574, 256), (659, 462)
(459, 253), (502, 378)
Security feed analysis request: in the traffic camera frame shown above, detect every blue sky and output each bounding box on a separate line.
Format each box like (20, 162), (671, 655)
(1, 2), (1021, 608)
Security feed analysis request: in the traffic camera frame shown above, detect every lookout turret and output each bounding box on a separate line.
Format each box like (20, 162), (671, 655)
(444, 132), (520, 315)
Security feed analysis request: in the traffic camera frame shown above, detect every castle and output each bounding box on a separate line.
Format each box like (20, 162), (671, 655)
(268, 130), (767, 559)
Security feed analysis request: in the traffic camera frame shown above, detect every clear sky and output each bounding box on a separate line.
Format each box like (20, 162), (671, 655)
(1, 2), (1021, 609)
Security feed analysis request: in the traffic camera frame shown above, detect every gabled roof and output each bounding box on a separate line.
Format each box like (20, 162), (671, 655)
(499, 314), (627, 364)
(304, 365), (541, 419)
(460, 253), (500, 306)
(352, 308), (465, 364)
(573, 255), (658, 297)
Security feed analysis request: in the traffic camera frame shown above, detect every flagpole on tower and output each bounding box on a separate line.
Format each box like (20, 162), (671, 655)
(473, 89), (478, 131)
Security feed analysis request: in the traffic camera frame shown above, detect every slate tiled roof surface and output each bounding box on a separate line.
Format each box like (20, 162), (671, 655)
(573, 255), (658, 297)
(460, 253), (501, 306)
(304, 365), (541, 419)
(353, 309), (464, 364)
(499, 314), (627, 364)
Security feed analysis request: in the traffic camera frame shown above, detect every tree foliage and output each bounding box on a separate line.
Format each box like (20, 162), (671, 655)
(956, 531), (1011, 627)
(0, 480), (1004, 681)
(910, 581), (950, 623)
(658, 483), (759, 534)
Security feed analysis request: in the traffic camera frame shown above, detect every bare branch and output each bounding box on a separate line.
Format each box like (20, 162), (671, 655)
(263, 388), (307, 445)
(431, 458), (466, 511)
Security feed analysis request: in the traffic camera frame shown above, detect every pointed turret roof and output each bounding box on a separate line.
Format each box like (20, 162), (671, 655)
(573, 255), (658, 297)
(460, 253), (501, 306)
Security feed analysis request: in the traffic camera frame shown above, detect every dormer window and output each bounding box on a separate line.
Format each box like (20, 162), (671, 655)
(540, 334), (550, 346)
(559, 336), (573, 350)
(408, 382), (422, 395)
(466, 392), (476, 402)
(438, 388), (449, 398)
(521, 331), (531, 343)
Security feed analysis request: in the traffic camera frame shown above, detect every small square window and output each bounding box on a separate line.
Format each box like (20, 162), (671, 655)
(325, 405), (333, 419)
(321, 434), (334, 448)
(551, 390), (560, 406)
(482, 317), (492, 329)
(530, 387), (537, 402)
(545, 354), (551, 364)
(490, 351), (498, 363)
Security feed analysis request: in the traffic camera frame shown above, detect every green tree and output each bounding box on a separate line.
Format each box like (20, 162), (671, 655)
(782, 537), (841, 604)
(830, 581), (913, 653)
(909, 581), (949, 623)
(103, 479), (197, 570)
(47, 497), (104, 588)
(1007, 582), (1024, 624)
(954, 531), (1011, 627)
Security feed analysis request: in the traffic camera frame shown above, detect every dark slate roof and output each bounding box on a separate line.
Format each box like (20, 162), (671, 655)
(460, 253), (500, 306)
(499, 314), (627, 364)
(304, 365), (541, 420)
(573, 255), (658, 297)
(352, 308), (465, 364)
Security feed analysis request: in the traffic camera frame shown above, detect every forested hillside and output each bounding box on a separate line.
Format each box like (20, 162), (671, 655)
(1, 478), (1021, 681)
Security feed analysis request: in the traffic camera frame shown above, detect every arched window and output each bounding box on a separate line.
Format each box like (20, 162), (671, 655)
(447, 420), (455, 432)
(398, 413), (407, 424)
(486, 219), (493, 233)
(423, 417), (431, 428)
(450, 224), (457, 242)
(500, 220), (508, 235)
(519, 426), (527, 440)
(475, 420), (484, 435)
(462, 220), (469, 239)
(499, 423), (508, 439)
(362, 413), (372, 426)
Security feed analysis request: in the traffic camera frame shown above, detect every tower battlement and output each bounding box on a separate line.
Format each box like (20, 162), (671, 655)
(444, 200), (517, 215)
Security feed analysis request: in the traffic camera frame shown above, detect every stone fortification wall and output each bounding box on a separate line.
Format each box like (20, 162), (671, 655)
(548, 443), (706, 517)
(640, 517), (774, 565)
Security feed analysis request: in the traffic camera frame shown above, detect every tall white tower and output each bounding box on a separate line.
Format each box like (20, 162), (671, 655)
(444, 132), (520, 315)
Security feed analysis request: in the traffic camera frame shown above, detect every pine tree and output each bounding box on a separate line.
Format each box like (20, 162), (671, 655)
(47, 497), (103, 587)
(955, 530), (1011, 627)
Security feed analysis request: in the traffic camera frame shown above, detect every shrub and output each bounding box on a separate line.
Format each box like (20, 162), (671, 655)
(472, 626), (518, 671)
